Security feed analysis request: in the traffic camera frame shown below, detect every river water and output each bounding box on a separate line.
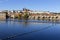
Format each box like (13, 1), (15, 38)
(0, 19), (60, 40)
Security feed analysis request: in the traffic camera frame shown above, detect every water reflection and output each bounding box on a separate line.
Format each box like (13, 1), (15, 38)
(3, 22), (56, 40)
(0, 19), (60, 40)
(0, 19), (58, 24)
(5, 19), (60, 24)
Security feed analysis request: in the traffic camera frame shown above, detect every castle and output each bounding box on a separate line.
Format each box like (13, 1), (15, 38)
(0, 8), (60, 20)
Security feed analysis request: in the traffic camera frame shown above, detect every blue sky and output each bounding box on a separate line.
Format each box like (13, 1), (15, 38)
(0, 0), (60, 12)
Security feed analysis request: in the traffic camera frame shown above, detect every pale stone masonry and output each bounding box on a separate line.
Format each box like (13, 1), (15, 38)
(0, 12), (6, 20)
(0, 8), (60, 20)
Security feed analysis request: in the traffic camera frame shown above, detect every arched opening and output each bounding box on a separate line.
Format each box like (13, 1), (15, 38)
(5, 12), (9, 19)
(38, 16), (40, 20)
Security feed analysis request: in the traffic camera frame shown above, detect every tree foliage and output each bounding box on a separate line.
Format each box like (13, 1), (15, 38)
(23, 12), (29, 20)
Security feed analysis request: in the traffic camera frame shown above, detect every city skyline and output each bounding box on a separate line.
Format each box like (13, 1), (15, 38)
(0, 0), (60, 12)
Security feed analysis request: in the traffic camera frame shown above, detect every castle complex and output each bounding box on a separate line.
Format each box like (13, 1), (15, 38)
(0, 8), (60, 20)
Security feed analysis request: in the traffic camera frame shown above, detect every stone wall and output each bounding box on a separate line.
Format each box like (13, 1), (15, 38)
(0, 12), (6, 20)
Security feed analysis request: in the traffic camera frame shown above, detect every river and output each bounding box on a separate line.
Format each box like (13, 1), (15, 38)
(0, 19), (60, 40)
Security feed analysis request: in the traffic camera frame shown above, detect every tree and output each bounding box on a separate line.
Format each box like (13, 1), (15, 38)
(23, 12), (29, 20)
(18, 14), (22, 19)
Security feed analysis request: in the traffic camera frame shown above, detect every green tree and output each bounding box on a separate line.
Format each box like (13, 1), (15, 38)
(18, 14), (22, 19)
(23, 12), (29, 20)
